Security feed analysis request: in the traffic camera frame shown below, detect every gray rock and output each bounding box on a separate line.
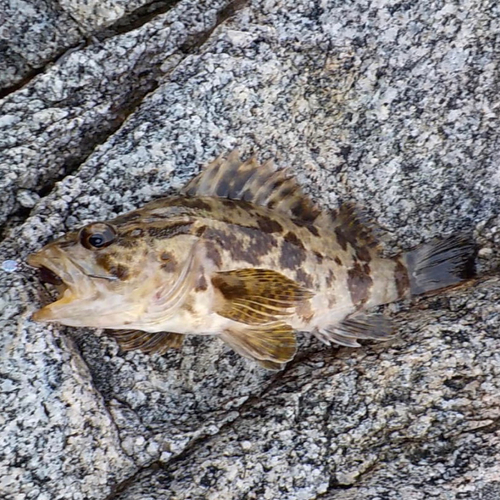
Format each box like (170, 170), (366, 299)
(0, 0), (178, 91)
(113, 280), (500, 500)
(0, 0), (232, 235)
(0, 0), (82, 90)
(1, 0), (500, 499)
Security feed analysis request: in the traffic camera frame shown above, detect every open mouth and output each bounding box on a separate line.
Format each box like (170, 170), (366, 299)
(38, 265), (64, 286)
(27, 250), (81, 322)
(31, 264), (70, 309)
(27, 250), (74, 309)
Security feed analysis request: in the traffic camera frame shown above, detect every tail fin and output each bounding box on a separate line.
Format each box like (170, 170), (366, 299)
(404, 235), (476, 296)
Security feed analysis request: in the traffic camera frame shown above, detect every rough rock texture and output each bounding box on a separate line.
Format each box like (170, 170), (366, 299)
(1, 0), (500, 499)
(0, 0), (234, 233)
(0, 0), (179, 91)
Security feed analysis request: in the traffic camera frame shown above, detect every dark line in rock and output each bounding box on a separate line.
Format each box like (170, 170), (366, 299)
(0, 39), (89, 100)
(104, 462), (162, 500)
(0, 67), (43, 100)
(1, 0), (250, 244)
(95, 0), (181, 40)
(0, 206), (32, 241)
(0, 0), (181, 100)
(104, 350), (310, 499)
(179, 0), (249, 53)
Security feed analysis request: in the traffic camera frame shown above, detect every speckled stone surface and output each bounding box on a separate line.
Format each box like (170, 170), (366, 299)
(1, 0), (500, 499)
(0, 0), (169, 91)
(0, 0), (231, 232)
(0, 0), (81, 90)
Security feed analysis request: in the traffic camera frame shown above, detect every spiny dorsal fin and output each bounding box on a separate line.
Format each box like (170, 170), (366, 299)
(212, 268), (313, 325)
(181, 150), (321, 223)
(220, 323), (296, 370)
(316, 313), (394, 348)
(110, 330), (184, 354)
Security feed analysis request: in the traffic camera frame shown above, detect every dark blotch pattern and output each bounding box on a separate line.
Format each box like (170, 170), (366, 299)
(204, 225), (279, 266)
(147, 222), (193, 239)
(195, 274), (208, 292)
(334, 256), (342, 266)
(347, 261), (373, 306)
(183, 197), (213, 211)
(290, 199), (319, 223)
(256, 215), (284, 234)
(313, 251), (324, 264)
(306, 224), (320, 237)
(284, 231), (305, 250)
(335, 227), (348, 251)
(195, 225), (207, 237)
(228, 168), (256, 197)
(160, 251), (178, 273)
(110, 264), (130, 280)
(293, 218), (320, 237)
(280, 238), (307, 270)
(394, 258), (410, 298)
(241, 227), (279, 265)
(326, 269), (335, 287)
(355, 246), (372, 262)
(216, 179), (230, 197)
(334, 208), (374, 262)
(96, 254), (113, 270)
(222, 199), (236, 208)
(205, 240), (222, 267)
(296, 269), (313, 289)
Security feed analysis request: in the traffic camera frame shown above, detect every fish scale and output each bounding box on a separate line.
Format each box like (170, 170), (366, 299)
(27, 151), (476, 369)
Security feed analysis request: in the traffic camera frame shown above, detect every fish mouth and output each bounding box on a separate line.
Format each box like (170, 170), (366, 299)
(27, 247), (86, 322)
(38, 265), (64, 286)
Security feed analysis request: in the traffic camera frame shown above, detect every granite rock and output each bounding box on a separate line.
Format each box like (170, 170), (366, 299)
(0, 0), (179, 91)
(0, 0), (232, 234)
(1, 0), (500, 499)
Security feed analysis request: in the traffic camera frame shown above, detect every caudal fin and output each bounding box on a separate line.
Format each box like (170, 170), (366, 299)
(405, 235), (476, 296)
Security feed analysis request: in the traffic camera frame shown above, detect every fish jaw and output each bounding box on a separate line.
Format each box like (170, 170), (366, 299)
(31, 288), (80, 322)
(27, 245), (83, 290)
(27, 242), (179, 329)
(27, 244), (99, 325)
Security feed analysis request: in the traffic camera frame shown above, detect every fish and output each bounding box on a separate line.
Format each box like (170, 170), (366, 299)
(27, 151), (476, 370)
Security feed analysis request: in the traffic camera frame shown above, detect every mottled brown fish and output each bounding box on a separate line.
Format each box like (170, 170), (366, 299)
(27, 152), (476, 369)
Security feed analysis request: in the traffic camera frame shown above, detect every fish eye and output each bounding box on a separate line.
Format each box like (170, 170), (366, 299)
(79, 223), (117, 250)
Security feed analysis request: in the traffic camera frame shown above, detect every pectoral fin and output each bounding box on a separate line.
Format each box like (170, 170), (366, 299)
(212, 268), (313, 325)
(220, 323), (297, 370)
(110, 330), (184, 354)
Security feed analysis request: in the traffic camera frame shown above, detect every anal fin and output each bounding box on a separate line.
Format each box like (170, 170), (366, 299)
(109, 330), (185, 355)
(317, 314), (394, 348)
(220, 323), (297, 370)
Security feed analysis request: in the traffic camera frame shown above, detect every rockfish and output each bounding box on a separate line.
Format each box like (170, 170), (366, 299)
(27, 152), (475, 369)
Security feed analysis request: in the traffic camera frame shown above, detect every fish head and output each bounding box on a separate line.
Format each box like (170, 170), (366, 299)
(27, 219), (197, 329)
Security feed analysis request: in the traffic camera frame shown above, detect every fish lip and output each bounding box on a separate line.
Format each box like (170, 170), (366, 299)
(27, 249), (73, 289)
(27, 247), (87, 321)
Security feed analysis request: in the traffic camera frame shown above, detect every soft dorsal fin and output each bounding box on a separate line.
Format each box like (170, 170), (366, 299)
(110, 330), (184, 354)
(181, 150), (321, 223)
(211, 268), (313, 325)
(316, 202), (382, 250)
(220, 323), (297, 370)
